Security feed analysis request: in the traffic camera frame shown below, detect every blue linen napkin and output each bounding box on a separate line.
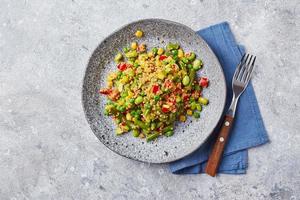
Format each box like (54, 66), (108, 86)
(169, 22), (269, 174)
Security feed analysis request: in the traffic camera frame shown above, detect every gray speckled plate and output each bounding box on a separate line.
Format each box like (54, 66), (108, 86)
(82, 19), (226, 163)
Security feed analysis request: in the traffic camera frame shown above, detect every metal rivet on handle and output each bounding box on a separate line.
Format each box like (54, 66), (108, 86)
(225, 121), (230, 126)
(219, 137), (224, 142)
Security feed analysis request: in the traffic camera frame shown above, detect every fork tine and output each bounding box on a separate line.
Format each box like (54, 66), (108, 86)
(245, 56), (256, 83)
(234, 54), (247, 80)
(237, 54), (249, 81)
(242, 55), (254, 82)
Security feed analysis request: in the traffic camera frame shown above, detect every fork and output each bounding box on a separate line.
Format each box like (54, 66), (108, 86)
(205, 54), (256, 177)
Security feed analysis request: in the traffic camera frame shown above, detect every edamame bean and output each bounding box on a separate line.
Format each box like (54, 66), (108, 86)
(198, 97), (209, 105)
(182, 75), (190, 86)
(134, 96), (143, 104)
(193, 59), (202, 70)
(165, 131), (174, 137)
(132, 129), (139, 137)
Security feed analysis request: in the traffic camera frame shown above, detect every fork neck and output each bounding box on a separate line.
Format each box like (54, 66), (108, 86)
(227, 94), (240, 117)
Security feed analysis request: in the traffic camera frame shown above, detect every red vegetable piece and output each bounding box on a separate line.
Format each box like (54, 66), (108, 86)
(152, 84), (160, 94)
(199, 77), (209, 88)
(159, 55), (167, 60)
(99, 88), (112, 95)
(162, 107), (169, 113)
(117, 63), (127, 71)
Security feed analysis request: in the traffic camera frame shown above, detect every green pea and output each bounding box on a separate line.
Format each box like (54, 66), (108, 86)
(154, 95), (160, 101)
(134, 96), (143, 104)
(129, 98), (135, 104)
(193, 112), (200, 118)
(187, 64), (193, 69)
(132, 129), (139, 137)
(198, 97), (209, 105)
(182, 75), (190, 86)
(134, 63), (139, 68)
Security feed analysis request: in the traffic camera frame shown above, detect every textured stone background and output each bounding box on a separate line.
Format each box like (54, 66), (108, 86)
(0, 0), (299, 199)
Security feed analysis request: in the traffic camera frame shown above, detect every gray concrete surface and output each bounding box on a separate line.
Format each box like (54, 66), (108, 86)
(0, 0), (299, 199)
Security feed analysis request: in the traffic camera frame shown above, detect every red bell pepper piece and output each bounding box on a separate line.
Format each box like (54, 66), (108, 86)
(152, 84), (160, 94)
(117, 63), (127, 71)
(199, 77), (209, 88)
(159, 55), (167, 60)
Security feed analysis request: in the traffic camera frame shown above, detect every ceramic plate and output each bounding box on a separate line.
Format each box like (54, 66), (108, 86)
(82, 19), (226, 163)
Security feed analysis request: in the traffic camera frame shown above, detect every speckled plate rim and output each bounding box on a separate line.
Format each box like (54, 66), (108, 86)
(82, 18), (227, 163)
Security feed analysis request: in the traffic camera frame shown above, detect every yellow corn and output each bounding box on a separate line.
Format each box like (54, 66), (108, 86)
(179, 115), (187, 122)
(157, 71), (165, 80)
(178, 49), (184, 58)
(135, 30), (143, 38)
(187, 109), (193, 116)
(131, 42), (137, 50)
(126, 113), (132, 121)
(157, 48), (164, 55)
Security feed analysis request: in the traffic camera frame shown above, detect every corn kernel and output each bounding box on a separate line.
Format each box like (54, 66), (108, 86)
(178, 49), (184, 58)
(126, 113), (132, 121)
(135, 30), (143, 38)
(187, 109), (193, 116)
(131, 42), (137, 50)
(179, 115), (186, 122)
(157, 48), (164, 55)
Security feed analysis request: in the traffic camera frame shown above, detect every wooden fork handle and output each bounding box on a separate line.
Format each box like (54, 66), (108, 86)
(205, 115), (234, 177)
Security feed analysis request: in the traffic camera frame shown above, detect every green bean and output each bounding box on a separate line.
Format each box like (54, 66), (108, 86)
(134, 119), (148, 129)
(146, 132), (159, 142)
(188, 69), (196, 86)
(162, 126), (173, 133)
(165, 131), (174, 137)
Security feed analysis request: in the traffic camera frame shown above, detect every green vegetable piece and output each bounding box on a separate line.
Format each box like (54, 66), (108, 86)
(182, 75), (190, 86)
(193, 59), (202, 70)
(198, 97), (209, 105)
(129, 98), (135, 104)
(132, 129), (139, 137)
(154, 95), (160, 101)
(134, 96), (143, 104)
(123, 47), (130, 53)
(162, 126), (173, 133)
(134, 119), (148, 129)
(125, 50), (138, 58)
(166, 43), (179, 51)
(114, 53), (123, 63)
(190, 102), (197, 110)
(193, 112), (200, 118)
(145, 103), (151, 109)
(152, 47), (158, 55)
(165, 131), (174, 137)
(196, 104), (202, 111)
(187, 52), (196, 61)
(150, 123), (156, 130)
(146, 132), (159, 142)
(188, 69), (196, 86)
(134, 63), (139, 68)
(104, 110), (109, 115)
(182, 57), (189, 64)
(187, 64), (193, 69)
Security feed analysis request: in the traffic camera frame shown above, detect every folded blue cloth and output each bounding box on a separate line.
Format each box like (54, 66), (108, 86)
(169, 22), (269, 174)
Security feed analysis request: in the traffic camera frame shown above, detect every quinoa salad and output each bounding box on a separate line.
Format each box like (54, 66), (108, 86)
(99, 30), (209, 142)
